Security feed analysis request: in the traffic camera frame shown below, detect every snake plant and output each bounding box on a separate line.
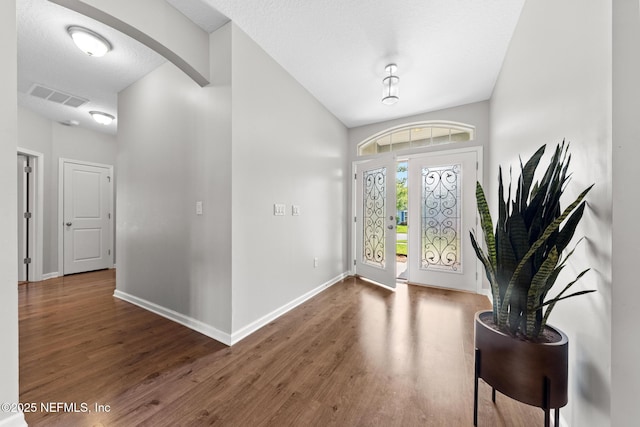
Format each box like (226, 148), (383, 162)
(470, 141), (595, 341)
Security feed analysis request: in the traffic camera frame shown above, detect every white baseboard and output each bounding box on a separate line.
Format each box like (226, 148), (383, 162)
(113, 290), (232, 346)
(0, 413), (27, 427)
(230, 271), (350, 345)
(41, 272), (60, 281)
(481, 288), (492, 303)
(113, 272), (349, 348)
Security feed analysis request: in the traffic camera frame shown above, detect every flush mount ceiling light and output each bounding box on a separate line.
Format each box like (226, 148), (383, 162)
(382, 63), (399, 105)
(67, 26), (112, 57)
(89, 111), (115, 125)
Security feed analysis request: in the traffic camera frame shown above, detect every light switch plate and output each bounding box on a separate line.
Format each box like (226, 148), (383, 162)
(274, 203), (286, 216)
(292, 205), (300, 216)
(196, 201), (203, 215)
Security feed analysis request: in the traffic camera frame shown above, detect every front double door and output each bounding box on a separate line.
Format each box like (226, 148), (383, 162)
(355, 149), (480, 292)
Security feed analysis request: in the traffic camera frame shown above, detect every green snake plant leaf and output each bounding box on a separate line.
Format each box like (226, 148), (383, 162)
(555, 201), (587, 254)
(518, 145), (546, 212)
(505, 211), (531, 331)
(471, 230), (500, 319)
(499, 184), (593, 327)
(525, 247), (559, 338)
(476, 182), (496, 270)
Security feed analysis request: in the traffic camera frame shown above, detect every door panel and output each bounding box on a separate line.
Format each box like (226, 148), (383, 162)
(355, 155), (396, 289)
(63, 162), (111, 274)
(408, 150), (479, 292)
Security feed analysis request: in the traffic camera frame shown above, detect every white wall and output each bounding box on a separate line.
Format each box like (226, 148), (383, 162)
(116, 24), (233, 336)
(116, 22), (348, 341)
(17, 107), (117, 275)
(490, 1), (611, 426)
(230, 24), (349, 334)
(612, 0), (640, 424)
(0, 0), (24, 425)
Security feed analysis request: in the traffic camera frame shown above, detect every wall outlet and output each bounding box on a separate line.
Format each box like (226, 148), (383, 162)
(196, 201), (203, 215)
(314, 257), (319, 268)
(292, 205), (301, 216)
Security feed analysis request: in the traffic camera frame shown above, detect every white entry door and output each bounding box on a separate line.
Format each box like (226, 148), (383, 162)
(408, 149), (480, 292)
(355, 155), (397, 289)
(63, 161), (112, 275)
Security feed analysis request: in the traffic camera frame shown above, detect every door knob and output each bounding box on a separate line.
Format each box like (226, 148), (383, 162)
(387, 225), (394, 230)
(66, 222), (72, 227)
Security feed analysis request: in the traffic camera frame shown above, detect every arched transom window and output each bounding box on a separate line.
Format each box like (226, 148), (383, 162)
(358, 121), (475, 156)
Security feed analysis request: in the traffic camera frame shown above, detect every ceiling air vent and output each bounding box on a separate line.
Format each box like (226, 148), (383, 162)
(28, 84), (88, 108)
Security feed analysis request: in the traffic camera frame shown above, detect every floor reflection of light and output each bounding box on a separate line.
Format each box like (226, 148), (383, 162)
(358, 282), (466, 382)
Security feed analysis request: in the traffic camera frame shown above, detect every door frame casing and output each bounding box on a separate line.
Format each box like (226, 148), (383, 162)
(58, 158), (114, 275)
(17, 147), (44, 282)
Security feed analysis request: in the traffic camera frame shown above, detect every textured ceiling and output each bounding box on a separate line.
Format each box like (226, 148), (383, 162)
(17, 0), (166, 135)
(171, 0), (525, 128)
(18, 0), (525, 135)
(165, 0), (229, 33)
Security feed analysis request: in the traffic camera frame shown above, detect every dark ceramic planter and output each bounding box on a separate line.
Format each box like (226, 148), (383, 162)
(473, 310), (568, 426)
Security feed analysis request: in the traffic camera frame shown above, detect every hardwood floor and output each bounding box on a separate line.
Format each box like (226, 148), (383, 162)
(19, 270), (545, 426)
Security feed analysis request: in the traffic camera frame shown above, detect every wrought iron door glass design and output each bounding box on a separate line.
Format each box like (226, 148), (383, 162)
(363, 167), (386, 268)
(421, 164), (462, 272)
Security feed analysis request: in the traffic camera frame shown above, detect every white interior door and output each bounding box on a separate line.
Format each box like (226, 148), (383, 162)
(17, 155), (27, 282)
(408, 149), (480, 292)
(63, 161), (112, 275)
(355, 155), (397, 289)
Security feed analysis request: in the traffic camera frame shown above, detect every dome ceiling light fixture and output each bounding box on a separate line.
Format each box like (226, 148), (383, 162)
(89, 111), (115, 125)
(67, 26), (112, 57)
(382, 63), (399, 105)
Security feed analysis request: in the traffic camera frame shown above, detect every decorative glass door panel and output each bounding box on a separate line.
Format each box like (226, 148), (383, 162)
(421, 164), (462, 272)
(363, 167), (386, 268)
(408, 149), (480, 292)
(355, 155), (396, 289)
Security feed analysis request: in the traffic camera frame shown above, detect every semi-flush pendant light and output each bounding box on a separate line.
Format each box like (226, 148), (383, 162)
(90, 111), (115, 125)
(382, 63), (399, 105)
(67, 26), (112, 57)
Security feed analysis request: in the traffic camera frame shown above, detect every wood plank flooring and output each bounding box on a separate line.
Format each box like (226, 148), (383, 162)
(19, 270), (545, 426)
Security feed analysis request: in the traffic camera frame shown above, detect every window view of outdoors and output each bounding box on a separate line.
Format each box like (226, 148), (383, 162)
(397, 161), (408, 279)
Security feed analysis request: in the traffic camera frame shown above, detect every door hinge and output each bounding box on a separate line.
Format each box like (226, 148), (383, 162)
(354, 259), (356, 266)
(24, 212), (32, 219)
(24, 258), (31, 265)
(354, 216), (357, 223)
(108, 249), (111, 256)
(354, 173), (357, 180)
(24, 166), (33, 173)
(476, 161), (479, 170)
(108, 213), (111, 219)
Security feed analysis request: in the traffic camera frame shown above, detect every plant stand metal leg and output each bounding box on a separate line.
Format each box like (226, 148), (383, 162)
(555, 408), (560, 427)
(543, 376), (551, 427)
(492, 387), (496, 403)
(474, 349), (480, 426)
